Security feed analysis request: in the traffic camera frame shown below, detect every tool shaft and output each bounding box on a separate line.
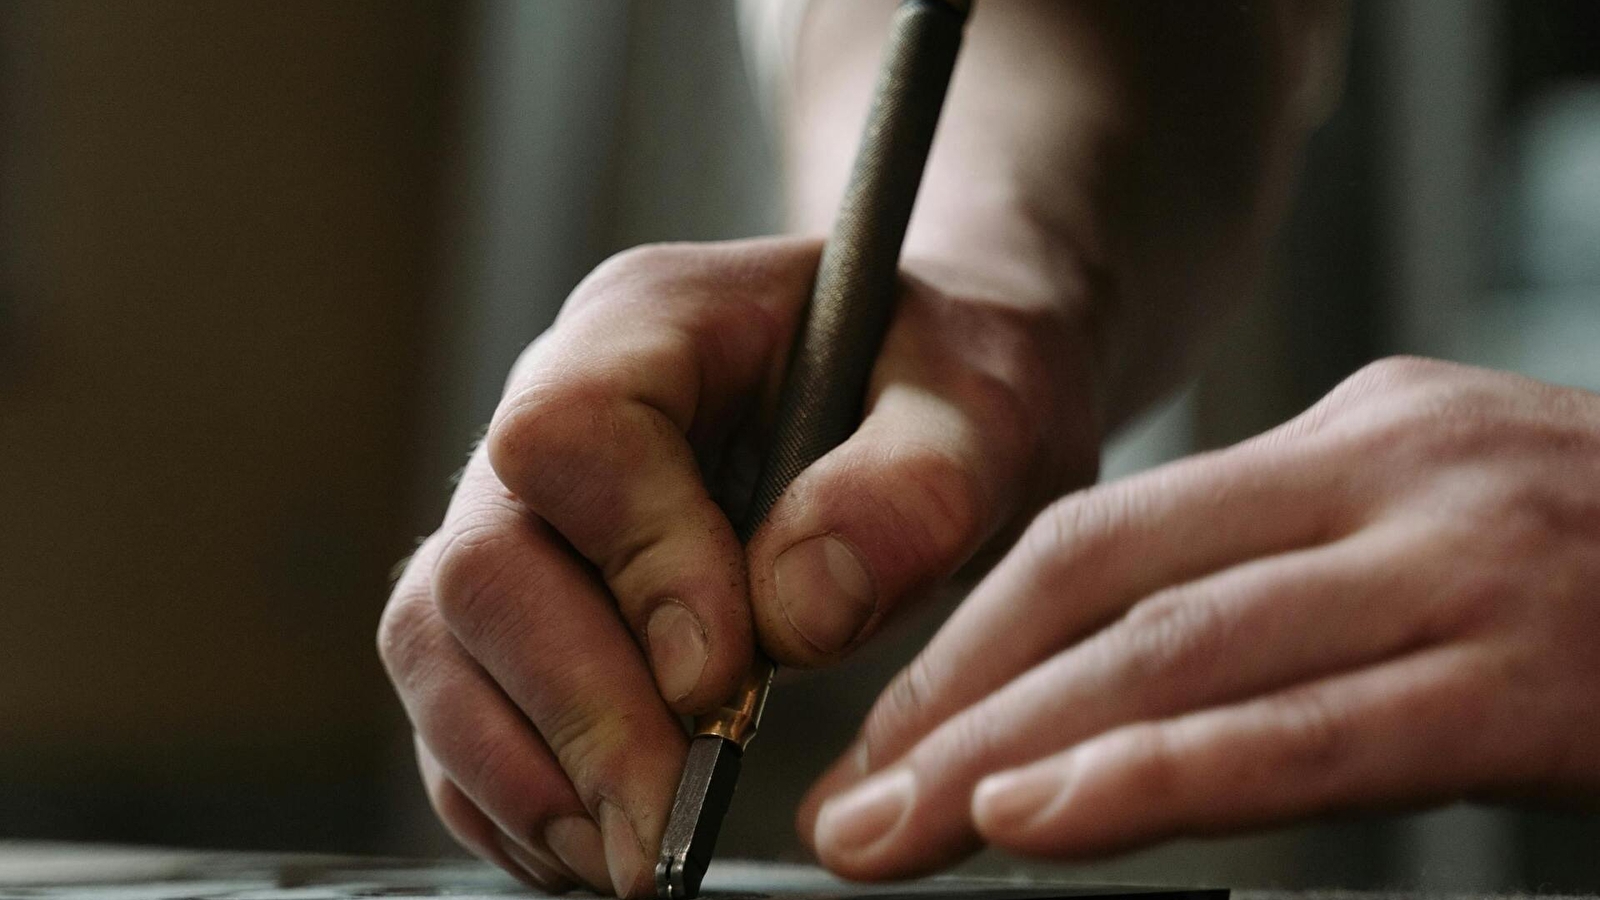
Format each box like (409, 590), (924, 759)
(695, 0), (968, 745)
(659, 3), (970, 897)
(737, 0), (968, 542)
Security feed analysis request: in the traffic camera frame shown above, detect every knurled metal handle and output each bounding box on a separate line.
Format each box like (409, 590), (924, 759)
(737, 0), (968, 542)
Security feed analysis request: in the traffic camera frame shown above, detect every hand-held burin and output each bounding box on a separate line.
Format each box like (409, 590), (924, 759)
(654, 2), (971, 897)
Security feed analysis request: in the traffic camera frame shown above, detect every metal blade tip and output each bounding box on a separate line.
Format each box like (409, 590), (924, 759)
(655, 736), (743, 900)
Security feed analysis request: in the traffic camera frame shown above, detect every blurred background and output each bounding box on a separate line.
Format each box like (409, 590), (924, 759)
(2, 0), (1598, 891)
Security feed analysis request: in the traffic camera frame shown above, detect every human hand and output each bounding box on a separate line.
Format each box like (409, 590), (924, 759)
(377, 237), (1099, 895)
(801, 357), (1600, 879)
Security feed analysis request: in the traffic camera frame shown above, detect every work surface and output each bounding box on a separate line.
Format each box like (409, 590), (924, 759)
(0, 844), (1587, 900)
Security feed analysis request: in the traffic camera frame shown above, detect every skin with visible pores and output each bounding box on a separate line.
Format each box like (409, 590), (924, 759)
(379, 237), (1100, 896)
(377, 1), (1378, 894)
(800, 358), (1600, 878)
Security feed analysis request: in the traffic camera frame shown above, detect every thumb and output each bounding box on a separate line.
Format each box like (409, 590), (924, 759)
(747, 299), (1094, 667)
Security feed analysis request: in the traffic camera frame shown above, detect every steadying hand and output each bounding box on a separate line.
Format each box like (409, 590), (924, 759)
(803, 357), (1600, 879)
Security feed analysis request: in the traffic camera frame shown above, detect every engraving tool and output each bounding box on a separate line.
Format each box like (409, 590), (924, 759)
(655, 2), (972, 897)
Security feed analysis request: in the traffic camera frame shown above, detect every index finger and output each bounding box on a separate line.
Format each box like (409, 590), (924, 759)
(798, 434), (1358, 860)
(487, 238), (823, 713)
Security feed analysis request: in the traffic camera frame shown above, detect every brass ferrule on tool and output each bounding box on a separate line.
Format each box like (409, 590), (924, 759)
(691, 656), (774, 749)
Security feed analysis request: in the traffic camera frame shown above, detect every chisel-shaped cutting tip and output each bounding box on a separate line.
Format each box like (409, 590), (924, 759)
(655, 736), (743, 900)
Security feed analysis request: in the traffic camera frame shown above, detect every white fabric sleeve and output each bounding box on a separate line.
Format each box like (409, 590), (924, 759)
(736, 0), (811, 127)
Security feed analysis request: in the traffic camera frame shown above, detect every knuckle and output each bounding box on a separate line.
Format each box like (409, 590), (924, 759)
(487, 379), (608, 501)
(599, 519), (676, 591)
(1324, 365), (1513, 463)
(922, 708), (1006, 781)
(1117, 587), (1232, 689)
(377, 591), (447, 688)
(1023, 494), (1093, 566)
(1022, 483), (1137, 585)
(892, 445), (991, 569)
(861, 654), (941, 768)
(1124, 726), (1181, 799)
(1344, 355), (1447, 394)
(569, 240), (789, 346)
(539, 698), (630, 803)
(565, 243), (686, 313)
(432, 520), (527, 640)
(1272, 687), (1349, 777)
(596, 242), (685, 279)
(1477, 482), (1558, 555)
(1318, 398), (1447, 468)
(1477, 475), (1599, 557)
(1311, 357), (1455, 435)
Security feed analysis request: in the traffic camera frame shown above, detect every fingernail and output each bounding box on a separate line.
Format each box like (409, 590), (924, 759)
(646, 600), (709, 703)
(545, 815), (611, 893)
(774, 533), (875, 653)
(814, 767), (915, 860)
(973, 766), (1064, 834)
(497, 832), (571, 893)
(599, 800), (648, 898)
